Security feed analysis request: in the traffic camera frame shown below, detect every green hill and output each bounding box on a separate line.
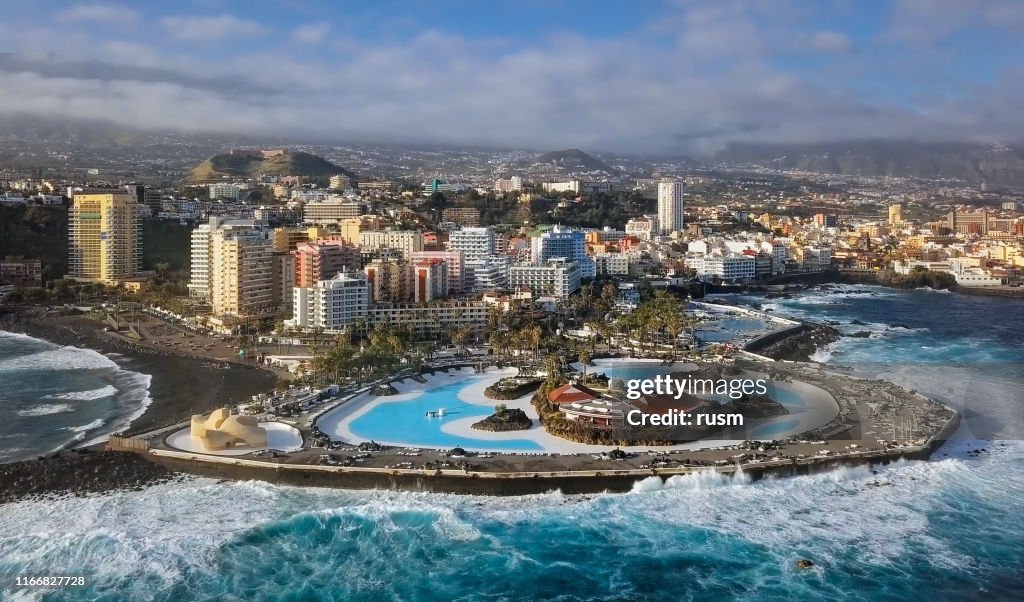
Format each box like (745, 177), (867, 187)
(187, 150), (355, 183)
(532, 148), (616, 173)
(0, 205), (190, 281)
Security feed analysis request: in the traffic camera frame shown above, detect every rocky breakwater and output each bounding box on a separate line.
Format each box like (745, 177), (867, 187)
(0, 450), (181, 504)
(484, 376), (544, 401)
(750, 323), (842, 362)
(471, 406), (532, 432)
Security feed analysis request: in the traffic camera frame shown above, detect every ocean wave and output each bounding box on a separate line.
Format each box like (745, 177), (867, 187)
(0, 346), (120, 372)
(2, 452), (1019, 600)
(46, 385), (120, 401)
(632, 467), (751, 493)
(0, 330), (43, 342)
(67, 418), (105, 433)
(16, 403), (74, 417)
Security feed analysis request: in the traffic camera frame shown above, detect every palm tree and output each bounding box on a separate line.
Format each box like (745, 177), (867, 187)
(578, 349), (591, 384)
(664, 312), (684, 359)
(526, 324), (542, 354)
(451, 325), (472, 356)
(543, 353), (563, 387)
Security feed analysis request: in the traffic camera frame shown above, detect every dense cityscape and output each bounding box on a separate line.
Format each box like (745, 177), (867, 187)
(1, 1), (1022, 600)
(3, 142), (1022, 328)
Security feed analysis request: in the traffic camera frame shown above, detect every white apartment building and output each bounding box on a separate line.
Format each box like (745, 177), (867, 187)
(359, 230), (424, 259)
(771, 242), (788, 274)
(208, 183), (240, 200)
(302, 198), (366, 224)
(687, 254), (755, 283)
(625, 216), (659, 241)
(657, 180), (685, 234)
(465, 255), (510, 292)
(542, 180), (581, 194)
(531, 227), (596, 278)
(289, 271), (369, 332)
(448, 227), (495, 261)
(188, 217), (263, 300)
(593, 253), (630, 276)
(509, 259), (581, 299)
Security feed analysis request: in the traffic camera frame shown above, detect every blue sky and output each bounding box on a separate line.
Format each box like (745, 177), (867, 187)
(0, 0), (1022, 154)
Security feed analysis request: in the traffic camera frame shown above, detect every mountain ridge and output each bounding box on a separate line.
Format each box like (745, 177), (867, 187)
(187, 150), (355, 183)
(712, 140), (1024, 188)
(529, 148), (616, 174)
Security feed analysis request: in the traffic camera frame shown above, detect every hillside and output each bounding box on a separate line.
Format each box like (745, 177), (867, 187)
(0, 205), (190, 281)
(530, 148), (616, 174)
(187, 150), (355, 182)
(0, 204), (69, 280)
(712, 140), (1024, 188)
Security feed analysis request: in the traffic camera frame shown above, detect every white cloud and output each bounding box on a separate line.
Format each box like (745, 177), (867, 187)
(0, 4), (1019, 154)
(159, 14), (267, 42)
(292, 22), (331, 44)
(811, 31), (853, 53)
(56, 3), (137, 24)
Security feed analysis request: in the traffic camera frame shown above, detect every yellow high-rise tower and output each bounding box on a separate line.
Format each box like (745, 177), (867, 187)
(68, 190), (143, 283)
(888, 203), (903, 228)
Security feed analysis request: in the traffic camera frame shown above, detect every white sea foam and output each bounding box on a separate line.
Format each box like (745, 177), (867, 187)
(0, 346), (120, 372)
(67, 418), (105, 433)
(16, 403), (74, 417)
(45, 385), (119, 401)
(1, 448), (1016, 597)
(809, 347), (834, 363)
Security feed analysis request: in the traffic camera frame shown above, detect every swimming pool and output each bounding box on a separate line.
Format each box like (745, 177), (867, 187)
(330, 374), (544, 451)
(585, 359), (833, 440)
(697, 317), (773, 342)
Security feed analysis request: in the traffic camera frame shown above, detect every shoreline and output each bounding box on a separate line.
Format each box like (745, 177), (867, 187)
(0, 308), (278, 437)
(730, 269), (1024, 300)
(0, 298), (961, 501)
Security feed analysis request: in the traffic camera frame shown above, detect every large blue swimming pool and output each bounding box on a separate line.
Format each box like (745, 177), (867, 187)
(346, 376), (543, 451)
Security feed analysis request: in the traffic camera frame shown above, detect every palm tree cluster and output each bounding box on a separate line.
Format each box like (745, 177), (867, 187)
(309, 326), (415, 386)
(487, 322), (542, 365)
(613, 291), (699, 357)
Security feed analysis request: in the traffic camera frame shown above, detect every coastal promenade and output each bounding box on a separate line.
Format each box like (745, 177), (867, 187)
(95, 301), (960, 497)
(138, 419), (958, 495)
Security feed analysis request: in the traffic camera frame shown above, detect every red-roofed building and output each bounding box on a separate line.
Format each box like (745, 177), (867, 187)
(547, 383), (602, 405)
(548, 383), (625, 427)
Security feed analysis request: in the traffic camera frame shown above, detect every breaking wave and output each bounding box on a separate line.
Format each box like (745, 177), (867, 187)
(16, 403), (74, 417)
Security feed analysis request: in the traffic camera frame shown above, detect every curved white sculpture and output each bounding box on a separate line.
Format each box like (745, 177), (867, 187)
(190, 408), (268, 450)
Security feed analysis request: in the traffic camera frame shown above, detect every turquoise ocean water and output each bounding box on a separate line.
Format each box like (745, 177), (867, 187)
(0, 285), (1022, 601)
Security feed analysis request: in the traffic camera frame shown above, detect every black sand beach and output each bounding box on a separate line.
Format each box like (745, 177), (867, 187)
(0, 307), (279, 502)
(0, 308), (278, 434)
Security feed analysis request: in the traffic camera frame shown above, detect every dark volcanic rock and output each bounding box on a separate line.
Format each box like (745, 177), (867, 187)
(755, 324), (842, 362)
(472, 408), (532, 432)
(0, 451), (181, 504)
(849, 331), (873, 338)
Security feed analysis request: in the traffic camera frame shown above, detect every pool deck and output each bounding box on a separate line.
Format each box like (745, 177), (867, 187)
(115, 303), (960, 496)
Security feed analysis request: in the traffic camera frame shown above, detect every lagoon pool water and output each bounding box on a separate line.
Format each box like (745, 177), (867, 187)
(697, 316), (774, 342)
(345, 376), (543, 451)
(588, 361), (823, 439)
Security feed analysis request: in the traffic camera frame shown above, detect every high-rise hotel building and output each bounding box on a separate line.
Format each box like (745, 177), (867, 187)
(68, 189), (143, 283)
(209, 228), (275, 317)
(188, 217), (275, 317)
(657, 180), (685, 235)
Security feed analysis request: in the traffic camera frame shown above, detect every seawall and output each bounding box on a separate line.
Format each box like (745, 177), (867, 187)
(139, 437), (953, 496)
